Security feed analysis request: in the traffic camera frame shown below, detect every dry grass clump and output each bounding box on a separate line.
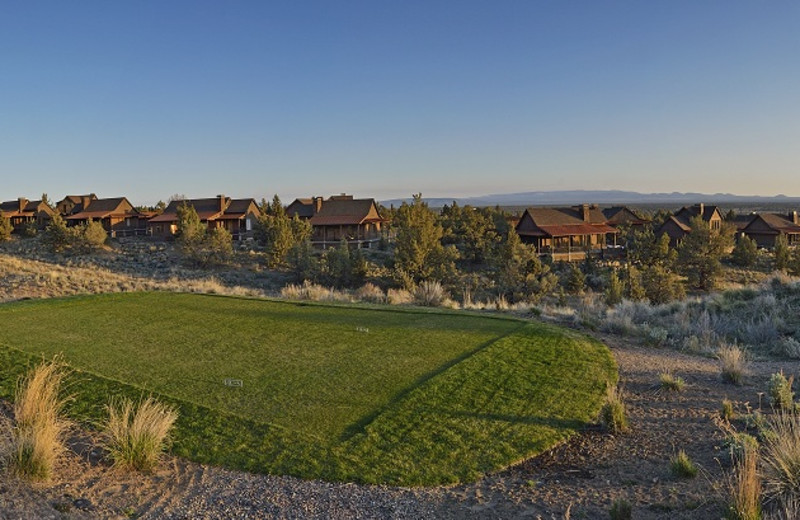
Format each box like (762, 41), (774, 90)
(413, 280), (449, 307)
(600, 384), (628, 434)
(354, 283), (385, 303)
(104, 397), (178, 472)
(761, 412), (800, 510)
(659, 372), (686, 392)
(8, 358), (70, 481)
(721, 399), (736, 422)
(669, 449), (698, 478)
(609, 498), (632, 520)
(726, 444), (761, 520)
(386, 287), (413, 305)
(718, 344), (748, 385)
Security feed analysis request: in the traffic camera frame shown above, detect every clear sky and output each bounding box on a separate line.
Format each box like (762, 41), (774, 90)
(1, 1), (799, 205)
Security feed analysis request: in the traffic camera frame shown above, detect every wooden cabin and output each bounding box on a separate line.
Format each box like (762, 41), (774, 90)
(147, 195), (261, 240)
(515, 204), (617, 261)
(64, 197), (148, 236)
(0, 198), (55, 232)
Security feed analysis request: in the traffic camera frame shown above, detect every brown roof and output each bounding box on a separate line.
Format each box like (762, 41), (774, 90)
(0, 199), (53, 217)
(65, 197), (137, 220)
(602, 206), (649, 225)
(516, 206), (616, 237)
(286, 198), (315, 218)
(148, 197), (258, 223)
(309, 198), (384, 226)
(744, 213), (800, 235)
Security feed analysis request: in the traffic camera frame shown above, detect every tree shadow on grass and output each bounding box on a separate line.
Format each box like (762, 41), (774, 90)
(338, 323), (529, 442)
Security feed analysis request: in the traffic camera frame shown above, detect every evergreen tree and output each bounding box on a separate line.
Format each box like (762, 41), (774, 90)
(564, 263), (586, 294)
(492, 230), (557, 303)
(731, 235), (758, 268)
(393, 194), (458, 284)
(42, 213), (71, 253)
(642, 265), (685, 304)
(788, 247), (800, 277)
(775, 234), (790, 271)
(254, 196), (311, 268)
(677, 216), (733, 291)
(176, 202), (232, 267)
(624, 265), (646, 301)
(604, 269), (624, 306)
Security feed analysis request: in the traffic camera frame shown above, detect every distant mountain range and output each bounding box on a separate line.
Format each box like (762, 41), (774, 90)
(380, 190), (800, 208)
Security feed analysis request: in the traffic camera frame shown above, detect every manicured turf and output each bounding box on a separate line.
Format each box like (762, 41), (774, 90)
(0, 292), (616, 485)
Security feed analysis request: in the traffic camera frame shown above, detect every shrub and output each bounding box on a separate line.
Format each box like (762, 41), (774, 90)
(354, 283), (385, 303)
(719, 345), (748, 385)
(732, 236), (759, 268)
(761, 412), (800, 510)
(769, 372), (795, 411)
(659, 372), (686, 392)
(775, 337), (800, 360)
(0, 215), (13, 241)
(726, 444), (761, 520)
(386, 288), (413, 305)
(77, 220), (108, 250)
(604, 270), (624, 307)
(721, 399), (736, 421)
(609, 498), (632, 520)
(9, 358), (69, 481)
(670, 449), (698, 478)
(600, 385), (628, 434)
(104, 397), (178, 472)
(724, 432), (759, 463)
(414, 280), (449, 307)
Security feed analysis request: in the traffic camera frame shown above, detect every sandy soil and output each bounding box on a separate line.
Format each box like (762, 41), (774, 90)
(2, 332), (795, 520)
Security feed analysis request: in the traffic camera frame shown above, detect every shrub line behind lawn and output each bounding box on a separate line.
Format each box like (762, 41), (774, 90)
(0, 292), (616, 486)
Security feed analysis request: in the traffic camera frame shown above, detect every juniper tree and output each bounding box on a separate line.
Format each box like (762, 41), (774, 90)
(677, 216), (733, 291)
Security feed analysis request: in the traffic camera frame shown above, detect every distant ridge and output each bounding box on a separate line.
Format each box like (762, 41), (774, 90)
(380, 190), (800, 208)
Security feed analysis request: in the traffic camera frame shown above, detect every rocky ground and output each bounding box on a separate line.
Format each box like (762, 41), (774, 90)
(1, 237), (795, 519)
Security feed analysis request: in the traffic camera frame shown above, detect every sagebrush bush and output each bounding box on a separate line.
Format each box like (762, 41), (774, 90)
(769, 372), (795, 411)
(719, 345), (748, 385)
(104, 397), (178, 472)
(670, 449), (698, 478)
(9, 358), (69, 481)
(726, 444), (761, 520)
(600, 385), (628, 434)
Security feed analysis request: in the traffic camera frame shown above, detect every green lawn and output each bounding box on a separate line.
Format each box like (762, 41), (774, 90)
(0, 292), (616, 485)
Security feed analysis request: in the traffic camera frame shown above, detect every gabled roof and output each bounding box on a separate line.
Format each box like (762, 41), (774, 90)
(0, 199), (53, 217)
(516, 207), (616, 237)
(286, 198), (314, 218)
(148, 197), (259, 223)
(65, 197), (138, 220)
(602, 206), (649, 225)
(744, 213), (800, 235)
(664, 215), (691, 232)
(309, 198), (384, 226)
(674, 204), (721, 224)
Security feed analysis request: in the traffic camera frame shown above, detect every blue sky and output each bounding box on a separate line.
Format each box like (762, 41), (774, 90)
(1, 1), (799, 204)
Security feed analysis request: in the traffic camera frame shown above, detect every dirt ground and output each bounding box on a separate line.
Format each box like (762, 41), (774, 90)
(2, 331), (794, 519)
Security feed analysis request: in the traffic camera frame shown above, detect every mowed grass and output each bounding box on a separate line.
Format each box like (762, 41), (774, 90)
(0, 292), (616, 485)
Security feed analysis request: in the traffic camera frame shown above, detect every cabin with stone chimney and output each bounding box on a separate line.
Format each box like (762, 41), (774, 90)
(287, 194), (386, 248)
(63, 197), (148, 236)
(658, 203), (724, 247)
(515, 204), (617, 261)
(741, 211), (800, 249)
(147, 195), (261, 240)
(0, 197), (56, 232)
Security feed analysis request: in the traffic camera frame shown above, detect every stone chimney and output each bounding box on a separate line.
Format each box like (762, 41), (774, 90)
(217, 195), (227, 212)
(313, 196), (323, 214)
(81, 196), (92, 210)
(791, 211), (799, 225)
(18, 197), (28, 211)
(581, 204), (590, 222)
